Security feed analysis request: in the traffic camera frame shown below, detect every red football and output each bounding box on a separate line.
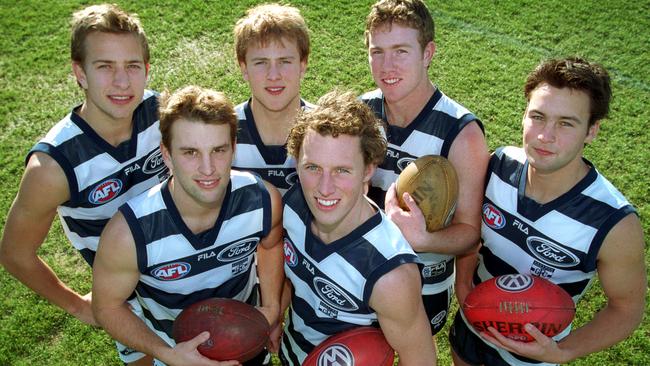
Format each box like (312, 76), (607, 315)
(463, 274), (575, 342)
(303, 327), (394, 366)
(172, 298), (270, 361)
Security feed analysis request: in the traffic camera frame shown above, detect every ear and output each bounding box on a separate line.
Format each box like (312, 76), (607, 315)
(161, 142), (173, 172)
(423, 41), (436, 66)
(299, 58), (308, 80)
(584, 120), (600, 144)
(145, 63), (150, 80)
(239, 61), (249, 82)
(72, 61), (88, 89)
(363, 163), (377, 183)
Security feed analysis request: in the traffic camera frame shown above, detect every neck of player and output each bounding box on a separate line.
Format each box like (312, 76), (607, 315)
(251, 95), (302, 146)
(526, 159), (591, 204)
(384, 80), (436, 128)
(168, 177), (224, 234)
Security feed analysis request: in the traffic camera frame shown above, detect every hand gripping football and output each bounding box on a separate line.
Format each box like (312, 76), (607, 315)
(172, 298), (270, 361)
(462, 274), (575, 342)
(303, 327), (394, 366)
(396, 155), (458, 232)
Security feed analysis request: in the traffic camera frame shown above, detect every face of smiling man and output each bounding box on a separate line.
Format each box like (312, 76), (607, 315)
(297, 130), (375, 242)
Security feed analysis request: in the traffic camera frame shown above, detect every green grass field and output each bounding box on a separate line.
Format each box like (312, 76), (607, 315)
(1, 1), (648, 365)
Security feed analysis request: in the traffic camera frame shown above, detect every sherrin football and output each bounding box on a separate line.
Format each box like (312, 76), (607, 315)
(396, 155), (458, 232)
(172, 298), (270, 361)
(303, 327), (394, 366)
(462, 274), (575, 342)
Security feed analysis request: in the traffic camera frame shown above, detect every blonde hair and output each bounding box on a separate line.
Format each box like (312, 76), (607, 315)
(365, 0), (434, 50)
(70, 3), (149, 65)
(234, 3), (310, 64)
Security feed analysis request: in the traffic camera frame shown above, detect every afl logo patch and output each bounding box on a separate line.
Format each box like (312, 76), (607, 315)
(283, 238), (298, 267)
(527, 236), (580, 268)
(496, 274), (534, 293)
(396, 157), (416, 172)
(482, 203), (505, 229)
(217, 238), (258, 262)
(89, 178), (123, 205)
(151, 262), (191, 281)
(142, 150), (166, 175)
(318, 344), (354, 366)
(314, 277), (359, 312)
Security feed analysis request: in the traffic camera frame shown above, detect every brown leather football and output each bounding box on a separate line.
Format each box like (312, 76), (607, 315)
(396, 155), (458, 232)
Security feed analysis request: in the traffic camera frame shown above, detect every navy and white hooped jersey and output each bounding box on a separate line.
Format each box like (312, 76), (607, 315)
(469, 146), (636, 366)
(361, 88), (483, 298)
(27, 90), (168, 266)
(232, 98), (314, 196)
(280, 183), (419, 365)
(119, 171), (271, 346)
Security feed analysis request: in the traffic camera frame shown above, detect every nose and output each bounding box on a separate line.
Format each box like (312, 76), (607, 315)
(267, 61), (281, 81)
(198, 154), (215, 176)
(112, 66), (130, 89)
(537, 122), (556, 143)
(382, 52), (394, 70)
(318, 172), (335, 196)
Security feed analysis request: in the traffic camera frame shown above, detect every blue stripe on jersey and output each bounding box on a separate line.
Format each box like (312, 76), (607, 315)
(61, 216), (109, 237)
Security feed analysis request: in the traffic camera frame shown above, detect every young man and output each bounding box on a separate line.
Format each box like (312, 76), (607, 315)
(361, 0), (490, 343)
(279, 91), (436, 365)
(451, 57), (646, 366)
(232, 3), (313, 195)
(0, 4), (167, 364)
(92, 86), (284, 366)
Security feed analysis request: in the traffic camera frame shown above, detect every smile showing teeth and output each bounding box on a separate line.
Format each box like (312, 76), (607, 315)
(110, 96), (131, 100)
(197, 180), (217, 187)
(267, 87), (284, 92)
(384, 78), (399, 85)
(317, 198), (338, 207)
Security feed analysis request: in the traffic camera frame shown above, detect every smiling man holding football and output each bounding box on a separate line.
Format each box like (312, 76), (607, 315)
(452, 57), (647, 366)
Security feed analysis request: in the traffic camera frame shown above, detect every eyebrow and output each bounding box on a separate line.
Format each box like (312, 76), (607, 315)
(528, 108), (584, 124)
(91, 59), (144, 64)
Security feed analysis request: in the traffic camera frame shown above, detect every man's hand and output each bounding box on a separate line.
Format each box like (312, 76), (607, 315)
(482, 324), (568, 364)
(163, 331), (241, 366)
(384, 183), (429, 251)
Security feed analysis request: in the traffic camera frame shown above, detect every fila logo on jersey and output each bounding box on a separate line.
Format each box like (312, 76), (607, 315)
(317, 344), (354, 366)
(527, 236), (580, 268)
(314, 277), (359, 312)
(143, 150), (166, 175)
(217, 238), (258, 262)
(482, 203), (505, 229)
(89, 178), (123, 205)
(396, 157), (416, 172)
(422, 261), (446, 279)
(496, 274), (534, 292)
(151, 262), (191, 281)
(283, 238), (298, 267)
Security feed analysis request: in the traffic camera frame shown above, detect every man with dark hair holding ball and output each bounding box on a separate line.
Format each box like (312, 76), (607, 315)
(451, 57), (646, 366)
(92, 86), (284, 366)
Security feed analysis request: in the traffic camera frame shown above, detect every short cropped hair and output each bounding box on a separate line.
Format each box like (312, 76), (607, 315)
(524, 57), (612, 126)
(158, 86), (237, 150)
(365, 0), (434, 50)
(70, 3), (150, 65)
(287, 90), (387, 166)
(234, 3), (310, 64)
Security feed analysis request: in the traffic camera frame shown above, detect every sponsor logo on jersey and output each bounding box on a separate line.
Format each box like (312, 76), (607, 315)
(285, 171), (299, 186)
(495, 274), (533, 292)
(151, 262), (191, 281)
(88, 178), (123, 205)
(313, 277), (359, 312)
(283, 238), (298, 267)
(142, 149), (166, 175)
(217, 238), (258, 262)
(422, 261), (446, 279)
(396, 157), (416, 171)
(526, 236), (579, 268)
(318, 344), (354, 366)
(482, 203), (505, 229)
(431, 310), (447, 328)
